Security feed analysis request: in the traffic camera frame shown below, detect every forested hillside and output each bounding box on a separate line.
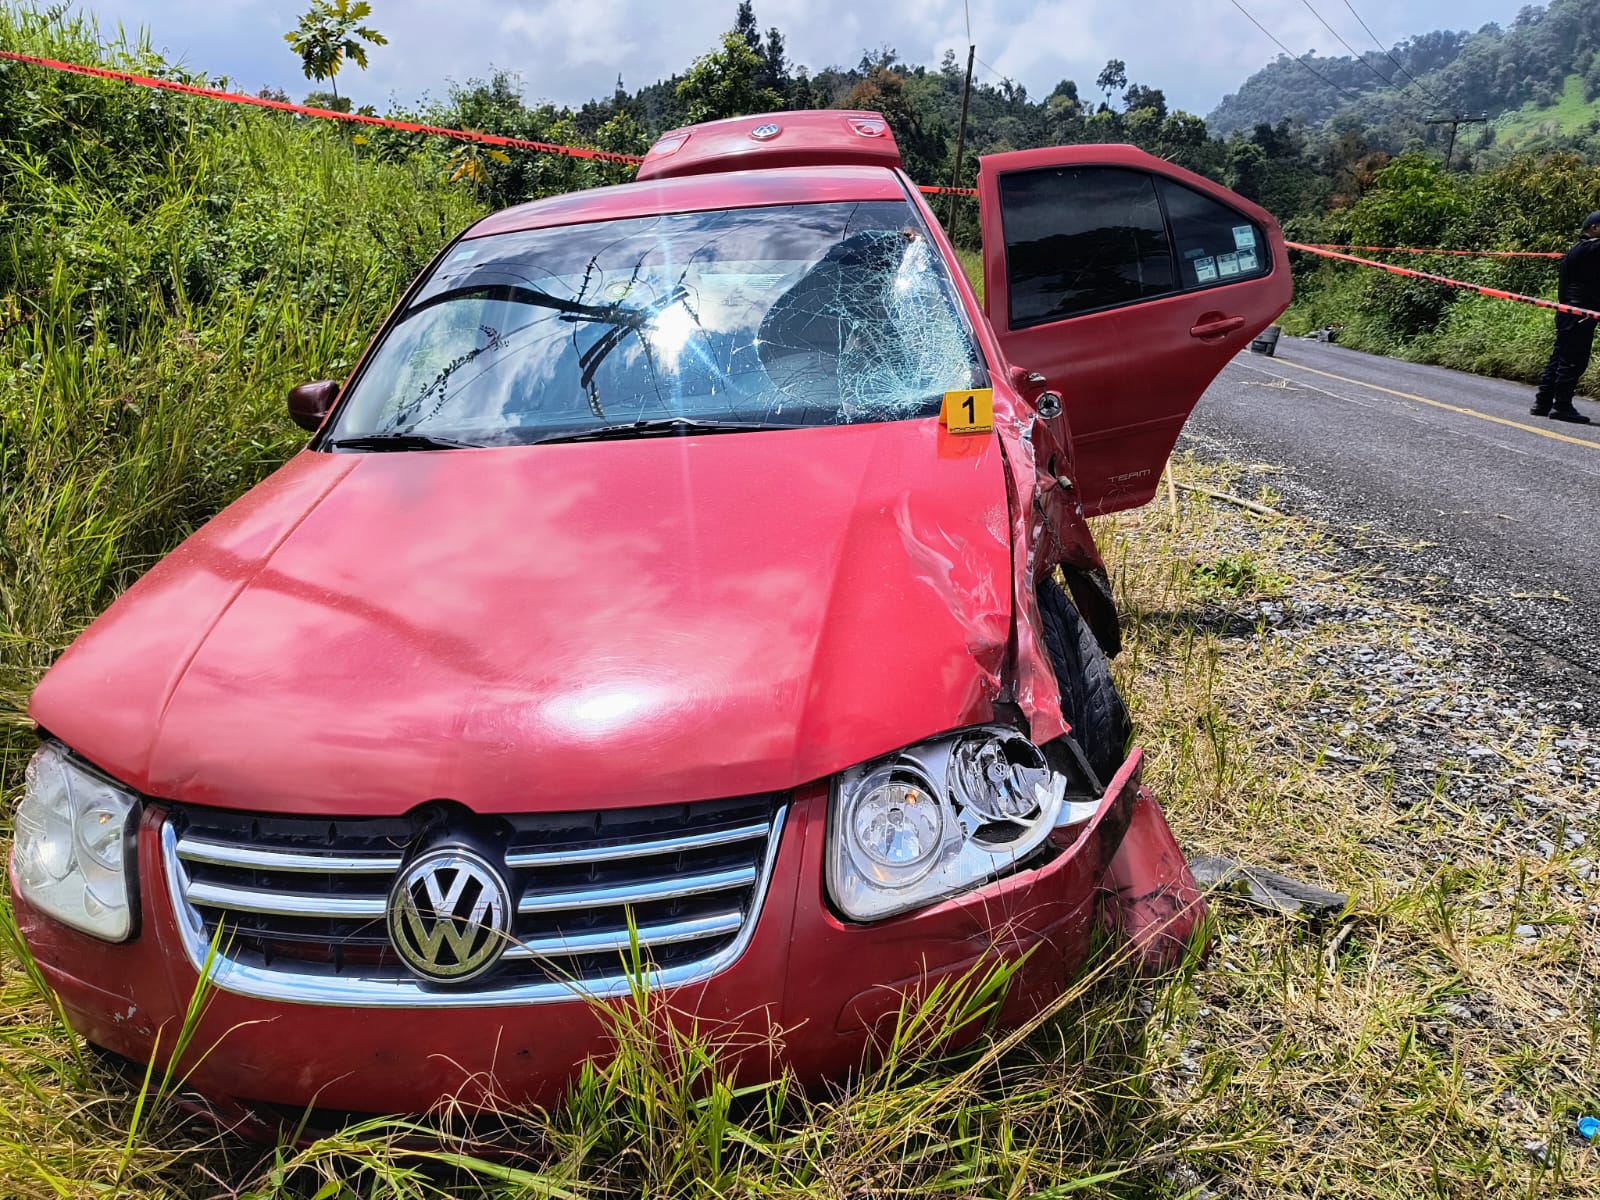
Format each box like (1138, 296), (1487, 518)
(1209, 0), (1600, 164)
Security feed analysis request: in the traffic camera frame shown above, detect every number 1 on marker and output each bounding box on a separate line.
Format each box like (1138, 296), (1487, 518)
(942, 388), (994, 434)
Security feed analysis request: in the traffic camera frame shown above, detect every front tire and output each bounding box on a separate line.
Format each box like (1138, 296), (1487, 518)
(1035, 574), (1131, 785)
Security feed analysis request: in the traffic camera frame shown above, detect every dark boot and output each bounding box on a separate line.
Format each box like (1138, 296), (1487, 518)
(1530, 399), (1551, 415)
(1549, 402), (1593, 425)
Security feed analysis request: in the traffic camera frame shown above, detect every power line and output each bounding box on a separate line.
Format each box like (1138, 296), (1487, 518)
(1297, 0), (1432, 117)
(1340, 0), (1446, 107)
(1225, 0), (1368, 107)
(973, 54), (1012, 86)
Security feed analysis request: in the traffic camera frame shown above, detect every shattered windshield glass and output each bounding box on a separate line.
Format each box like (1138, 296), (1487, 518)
(328, 200), (988, 445)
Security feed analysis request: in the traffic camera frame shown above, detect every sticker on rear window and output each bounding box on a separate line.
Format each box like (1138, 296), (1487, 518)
(1236, 250), (1258, 273)
(1195, 256), (1218, 283)
(1218, 253), (1241, 278)
(1233, 225), (1256, 250)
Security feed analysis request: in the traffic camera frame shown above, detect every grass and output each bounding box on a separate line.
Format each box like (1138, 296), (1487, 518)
(954, 246), (984, 304)
(1493, 75), (1600, 154)
(1102, 458), (1599, 1197)
(1281, 261), (1600, 398)
(4, 5), (1600, 1196)
(0, 4), (485, 778)
(3, 451), (1597, 1197)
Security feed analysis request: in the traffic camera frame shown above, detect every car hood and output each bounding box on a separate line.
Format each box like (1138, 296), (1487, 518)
(32, 422), (1015, 814)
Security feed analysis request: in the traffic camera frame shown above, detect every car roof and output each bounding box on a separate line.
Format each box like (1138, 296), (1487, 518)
(462, 165), (911, 240)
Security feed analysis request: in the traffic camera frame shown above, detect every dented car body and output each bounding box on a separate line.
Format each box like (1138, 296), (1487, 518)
(11, 111), (1289, 1128)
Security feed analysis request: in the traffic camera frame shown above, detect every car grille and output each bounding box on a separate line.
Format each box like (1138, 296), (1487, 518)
(160, 794), (786, 1007)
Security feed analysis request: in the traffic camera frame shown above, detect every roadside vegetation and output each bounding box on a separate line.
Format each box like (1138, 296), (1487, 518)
(3, 5), (1599, 1198)
(1282, 151), (1600, 392)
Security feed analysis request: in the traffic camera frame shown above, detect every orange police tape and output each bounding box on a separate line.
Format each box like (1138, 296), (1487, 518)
(0, 48), (982, 197)
(1303, 243), (1562, 260)
(0, 49), (645, 164)
(1287, 241), (1600, 321)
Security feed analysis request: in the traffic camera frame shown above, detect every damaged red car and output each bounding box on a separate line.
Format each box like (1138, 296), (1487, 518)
(11, 110), (1289, 1128)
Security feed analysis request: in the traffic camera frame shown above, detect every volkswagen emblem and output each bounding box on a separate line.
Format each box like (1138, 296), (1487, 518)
(750, 122), (781, 141)
(387, 848), (512, 983)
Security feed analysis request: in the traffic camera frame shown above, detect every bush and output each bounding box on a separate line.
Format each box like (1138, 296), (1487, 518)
(1284, 149), (1600, 393)
(0, 5), (484, 775)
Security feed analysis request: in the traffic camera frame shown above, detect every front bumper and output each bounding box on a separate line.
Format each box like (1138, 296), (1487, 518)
(12, 749), (1197, 1125)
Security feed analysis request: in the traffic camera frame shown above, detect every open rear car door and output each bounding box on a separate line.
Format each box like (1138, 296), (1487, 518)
(978, 145), (1291, 516)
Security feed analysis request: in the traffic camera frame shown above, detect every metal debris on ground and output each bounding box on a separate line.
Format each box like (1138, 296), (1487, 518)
(1187, 854), (1348, 919)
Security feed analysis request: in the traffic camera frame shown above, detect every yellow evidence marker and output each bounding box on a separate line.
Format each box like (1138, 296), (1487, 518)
(941, 388), (994, 434)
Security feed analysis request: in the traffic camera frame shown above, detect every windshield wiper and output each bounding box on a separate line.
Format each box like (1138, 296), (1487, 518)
(529, 418), (794, 445)
(325, 432), (483, 452)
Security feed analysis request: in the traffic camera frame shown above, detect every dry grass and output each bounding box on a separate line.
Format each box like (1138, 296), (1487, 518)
(2, 454), (1596, 1197)
(1100, 454), (1600, 1198)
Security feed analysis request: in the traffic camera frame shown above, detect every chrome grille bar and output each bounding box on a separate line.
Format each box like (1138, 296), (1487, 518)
(516, 864), (758, 914)
(503, 819), (768, 868)
(501, 911), (745, 959)
(178, 838), (403, 875)
(186, 880), (388, 919)
(162, 796), (786, 1009)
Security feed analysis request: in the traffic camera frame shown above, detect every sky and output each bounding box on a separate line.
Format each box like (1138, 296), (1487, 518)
(72, 0), (1523, 119)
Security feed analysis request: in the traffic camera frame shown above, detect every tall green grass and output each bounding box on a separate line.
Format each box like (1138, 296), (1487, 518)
(0, 4), (483, 782)
(1281, 258), (1593, 391)
(1282, 150), (1600, 391)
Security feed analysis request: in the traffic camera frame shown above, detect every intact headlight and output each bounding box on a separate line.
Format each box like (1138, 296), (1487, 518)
(12, 742), (139, 942)
(826, 726), (1070, 922)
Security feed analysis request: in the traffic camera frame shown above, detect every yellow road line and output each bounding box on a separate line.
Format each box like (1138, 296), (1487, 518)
(1237, 357), (1600, 452)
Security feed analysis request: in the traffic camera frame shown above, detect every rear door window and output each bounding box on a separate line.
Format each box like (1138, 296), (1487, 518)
(1157, 177), (1268, 290)
(997, 167), (1175, 327)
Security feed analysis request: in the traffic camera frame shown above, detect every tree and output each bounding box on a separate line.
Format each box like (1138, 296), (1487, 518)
(284, 0), (387, 103)
(735, 1), (760, 51)
(760, 26), (789, 96)
(1122, 82), (1167, 120)
(1227, 140), (1268, 202)
(844, 65), (947, 185)
(1096, 59), (1127, 108)
(677, 30), (784, 124)
(729, 4), (791, 99)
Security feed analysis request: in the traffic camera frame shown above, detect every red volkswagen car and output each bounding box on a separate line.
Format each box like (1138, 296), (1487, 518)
(11, 111), (1289, 1129)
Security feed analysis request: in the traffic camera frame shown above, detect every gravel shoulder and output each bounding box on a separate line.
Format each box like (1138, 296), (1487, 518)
(1189, 339), (1600, 730)
(1098, 445), (1600, 1196)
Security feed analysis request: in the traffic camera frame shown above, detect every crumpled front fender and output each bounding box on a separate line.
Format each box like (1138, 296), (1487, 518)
(1098, 791), (1208, 972)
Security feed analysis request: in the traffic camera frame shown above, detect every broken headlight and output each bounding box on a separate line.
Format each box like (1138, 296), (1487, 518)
(12, 742), (139, 942)
(826, 726), (1069, 922)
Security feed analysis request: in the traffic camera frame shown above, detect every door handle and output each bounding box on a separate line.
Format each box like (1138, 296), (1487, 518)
(1189, 314), (1246, 339)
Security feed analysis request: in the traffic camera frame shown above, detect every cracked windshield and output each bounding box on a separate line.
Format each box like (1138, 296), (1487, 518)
(330, 200), (987, 445)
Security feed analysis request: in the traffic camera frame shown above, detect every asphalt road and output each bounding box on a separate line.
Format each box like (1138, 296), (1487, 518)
(1183, 337), (1600, 718)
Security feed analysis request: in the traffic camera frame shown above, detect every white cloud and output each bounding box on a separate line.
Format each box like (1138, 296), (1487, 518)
(70, 0), (1520, 117)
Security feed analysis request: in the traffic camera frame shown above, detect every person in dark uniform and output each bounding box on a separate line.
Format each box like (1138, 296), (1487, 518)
(1531, 211), (1600, 425)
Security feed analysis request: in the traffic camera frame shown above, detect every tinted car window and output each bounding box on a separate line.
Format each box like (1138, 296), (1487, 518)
(328, 201), (987, 445)
(998, 167), (1175, 327)
(1158, 177), (1268, 290)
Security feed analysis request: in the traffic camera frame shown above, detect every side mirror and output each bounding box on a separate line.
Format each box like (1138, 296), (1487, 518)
(1007, 366), (1062, 419)
(288, 380), (340, 432)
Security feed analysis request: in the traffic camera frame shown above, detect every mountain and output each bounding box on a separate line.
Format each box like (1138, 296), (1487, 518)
(1209, 0), (1600, 162)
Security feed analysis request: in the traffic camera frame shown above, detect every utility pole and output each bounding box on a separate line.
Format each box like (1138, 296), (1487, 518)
(946, 44), (976, 238)
(1427, 113), (1488, 171)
